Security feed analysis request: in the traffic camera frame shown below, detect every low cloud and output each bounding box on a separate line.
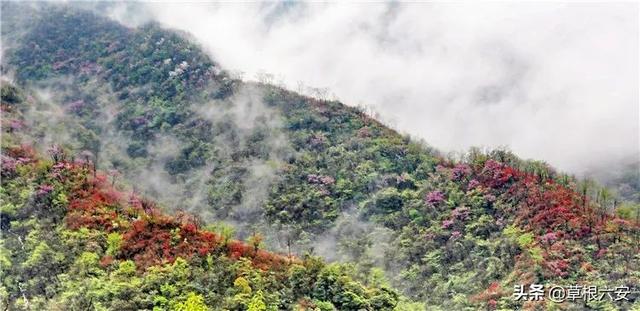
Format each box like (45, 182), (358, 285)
(142, 2), (638, 174)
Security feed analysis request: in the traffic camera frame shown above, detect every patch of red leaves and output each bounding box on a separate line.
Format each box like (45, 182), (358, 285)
(471, 282), (505, 310)
(471, 159), (639, 287)
(48, 158), (292, 271)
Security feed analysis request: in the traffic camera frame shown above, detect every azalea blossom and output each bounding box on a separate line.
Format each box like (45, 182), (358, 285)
(450, 231), (462, 240)
(36, 184), (54, 196)
(451, 163), (471, 180)
(467, 179), (481, 190)
(442, 219), (454, 229)
(426, 190), (445, 205)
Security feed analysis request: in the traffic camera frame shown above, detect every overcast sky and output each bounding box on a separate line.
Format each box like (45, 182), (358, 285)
(116, 2), (638, 174)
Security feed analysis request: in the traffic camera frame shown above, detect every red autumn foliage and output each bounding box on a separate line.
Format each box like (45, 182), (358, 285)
(487, 299), (497, 310)
(100, 255), (114, 268)
(66, 178), (123, 232)
(471, 282), (505, 310)
(471, 158), (630, 242)
(227, 240), (251, 259)
(33, 155), (292, 272)
(4, 144), (37, 162)
(545, 259), (569, 277)
(478, 160), (518, 189)
(469, 158), (639, 289)
(119, 217), (175, 269)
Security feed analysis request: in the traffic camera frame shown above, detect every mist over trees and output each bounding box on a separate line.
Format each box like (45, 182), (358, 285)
(1, 3), (639, 310)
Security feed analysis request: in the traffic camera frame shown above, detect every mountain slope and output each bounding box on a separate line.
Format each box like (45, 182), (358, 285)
(1, 3), (639, 310)
(1, 84), (406, 310)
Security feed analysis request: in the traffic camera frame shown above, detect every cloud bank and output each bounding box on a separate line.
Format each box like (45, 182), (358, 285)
(120, 2), (637, 174)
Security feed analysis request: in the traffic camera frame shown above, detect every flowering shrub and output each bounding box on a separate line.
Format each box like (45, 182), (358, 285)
(425, 190), (445, 205)
(451, 163), (471, 181)
(480, 160), (516, 188)
(47, 144), (66, 162)
(442, 219), (454, 229)
(1, 155), (17, 177)
(471, 282), (504, 310)
(36, 184), (55, 196)
(307, 174), (335, 185)
(545, 259), (569, 277)
(451, 207), (470, 220)
(540, 232), (558, 245)
(467, 179), (480, 190)
(16, 157), (32, 165)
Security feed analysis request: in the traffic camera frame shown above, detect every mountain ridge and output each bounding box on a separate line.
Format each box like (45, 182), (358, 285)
(1, 3), (639, 310)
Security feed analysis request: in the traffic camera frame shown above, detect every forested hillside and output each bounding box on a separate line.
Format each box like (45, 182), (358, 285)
(1, 83), (406, 310)
(1, 3), (639, 310)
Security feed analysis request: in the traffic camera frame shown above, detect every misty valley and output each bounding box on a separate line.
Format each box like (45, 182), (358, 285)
(0, 2), (639, 311)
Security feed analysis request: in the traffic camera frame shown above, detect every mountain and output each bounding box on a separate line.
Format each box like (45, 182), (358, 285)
(1, 82), (408, 310)
(1, 3), (639, 310)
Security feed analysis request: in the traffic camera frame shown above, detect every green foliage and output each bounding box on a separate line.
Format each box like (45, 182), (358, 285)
(247, 290), (266, 311)
(0, 126), (401, 310)
(173, 292), (209, 311)
(106, 232), (123, 256)
(1, 4), (638, 311)
(1, 83), (23, 104)
(517, 232), (534, 248)
(616, 202), (640, 220)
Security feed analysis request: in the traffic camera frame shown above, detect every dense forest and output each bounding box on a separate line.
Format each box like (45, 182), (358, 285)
(1, 3), (639, 310)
